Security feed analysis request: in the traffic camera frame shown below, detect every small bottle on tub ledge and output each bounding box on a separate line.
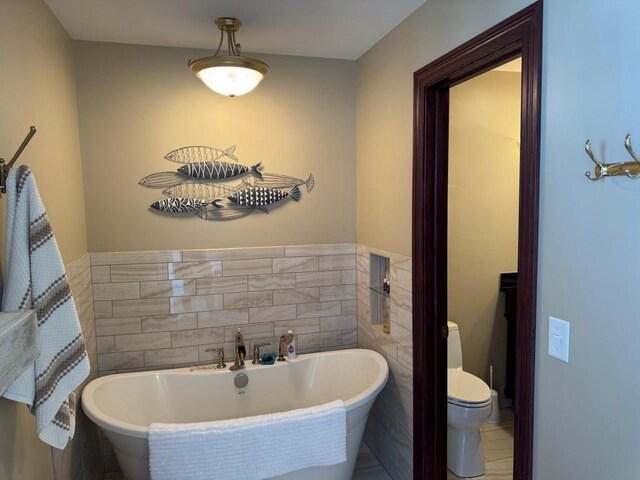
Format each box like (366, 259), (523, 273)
(287, 329), (297, 359)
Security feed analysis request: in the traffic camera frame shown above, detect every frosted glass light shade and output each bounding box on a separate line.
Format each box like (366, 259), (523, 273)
(197, 66), (264, 97)
(189, 55), (269, 97)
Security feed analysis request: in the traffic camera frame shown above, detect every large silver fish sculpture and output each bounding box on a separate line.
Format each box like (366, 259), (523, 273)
(164, 145), (238, 163)
(197, 205), (256, 221)
(242, 173), (315, 192)
(214, 185), (301, 213)
(162, 181), (241, 201)
(178, 161), (263, 181)
(139, 171), (190, 189)
(151, 198), (212, 213)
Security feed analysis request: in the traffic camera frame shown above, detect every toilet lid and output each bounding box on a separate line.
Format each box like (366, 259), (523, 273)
(447, 369), (491, 406)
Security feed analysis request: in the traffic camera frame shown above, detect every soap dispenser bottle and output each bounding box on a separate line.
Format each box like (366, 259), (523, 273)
(286, 329), (297, 359)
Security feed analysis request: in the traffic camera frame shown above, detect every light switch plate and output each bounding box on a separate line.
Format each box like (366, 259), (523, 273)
(548, 316), (570, 363)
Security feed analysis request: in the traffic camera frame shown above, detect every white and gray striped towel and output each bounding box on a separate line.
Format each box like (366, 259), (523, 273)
(1, 166), (90, 449)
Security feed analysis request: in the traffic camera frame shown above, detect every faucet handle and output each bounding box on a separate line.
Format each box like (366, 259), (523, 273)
(252, 342), (271, 364)
(277, 333), (295, 361)
(205, 347), (226, 368)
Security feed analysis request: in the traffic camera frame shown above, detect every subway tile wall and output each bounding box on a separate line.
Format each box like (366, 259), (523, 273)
(67, 254), (98, 386)
(357, 244), (413, 480)
(91, 244), (358, 376)
(52, 254), (103, 479)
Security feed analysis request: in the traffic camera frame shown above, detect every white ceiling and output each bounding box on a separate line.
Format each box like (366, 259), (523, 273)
(45, 0), (426, 60)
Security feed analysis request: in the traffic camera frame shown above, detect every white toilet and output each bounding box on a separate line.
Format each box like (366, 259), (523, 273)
(447, 321), (492, 478)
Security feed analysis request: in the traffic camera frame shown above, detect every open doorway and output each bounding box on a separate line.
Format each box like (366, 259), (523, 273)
(411, 3), (542, 480)
(446, 57), (521, 479)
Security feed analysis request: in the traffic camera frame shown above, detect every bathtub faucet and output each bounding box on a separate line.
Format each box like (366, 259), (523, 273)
(230, 328), (246, 371)
(204, 347), (226, 369)
(277, 332), (294, 362)
(252, 343), (271, 364)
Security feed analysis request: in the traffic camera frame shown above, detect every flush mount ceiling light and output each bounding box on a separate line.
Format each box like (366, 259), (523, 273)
(188, 17), (269, 97)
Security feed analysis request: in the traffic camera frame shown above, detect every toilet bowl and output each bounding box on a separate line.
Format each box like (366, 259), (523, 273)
(447, 369), (492, 477)
(447, 322), (492, 478)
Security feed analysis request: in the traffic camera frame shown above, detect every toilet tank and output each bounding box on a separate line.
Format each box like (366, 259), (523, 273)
(447, 321), (463, 369)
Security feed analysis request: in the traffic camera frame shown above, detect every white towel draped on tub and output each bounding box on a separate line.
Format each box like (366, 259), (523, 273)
(148, 399), (347, 480)
(1, 166), (90, 449)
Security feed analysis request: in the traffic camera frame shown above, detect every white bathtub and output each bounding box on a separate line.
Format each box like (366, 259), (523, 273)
(82, 349), (388, 480)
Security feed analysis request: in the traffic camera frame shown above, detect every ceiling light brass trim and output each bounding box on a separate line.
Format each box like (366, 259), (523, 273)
(188, 55), (270, 77)
(214, 17), (241, 31)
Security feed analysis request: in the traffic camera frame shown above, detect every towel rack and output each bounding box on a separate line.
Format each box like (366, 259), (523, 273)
(584, 133), (640, 181)
(0, 126), (37, 195)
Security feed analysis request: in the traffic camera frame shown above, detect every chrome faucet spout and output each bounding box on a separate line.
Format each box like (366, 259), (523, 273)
(230, 328), (246, 371)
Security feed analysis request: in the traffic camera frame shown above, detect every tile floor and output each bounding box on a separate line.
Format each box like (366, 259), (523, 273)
(448, 408), (515, 480)
(353, 408), (515, 480)
(352, 443), (393, 480)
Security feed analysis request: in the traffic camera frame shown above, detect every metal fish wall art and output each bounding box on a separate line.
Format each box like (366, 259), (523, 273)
(162, 181), (241, 201)
(220, 185), (301, 213)
(197, 205), (256, 221)
(141, 143), (315, 220)
(243, 173), (315, 192)
(164, 145), (238, 164)
(151, 197), (212, 213)
(178, 161), (263, 181)
(139, 171), (190, 189)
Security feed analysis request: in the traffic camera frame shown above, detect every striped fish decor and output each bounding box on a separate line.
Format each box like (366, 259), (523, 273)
(139, 143), (315, 220)
(151, 198), (211, 213)
(178, 161), (263, 181)
(164, 145), (238, 163)
(242, 173), (315, 192)
(162, 181), (240, 201)
(138, 171), (190, 189)
(221, 185), (301, 213)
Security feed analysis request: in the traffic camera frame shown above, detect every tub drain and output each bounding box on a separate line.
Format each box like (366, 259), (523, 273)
(234, 373), (248, 388)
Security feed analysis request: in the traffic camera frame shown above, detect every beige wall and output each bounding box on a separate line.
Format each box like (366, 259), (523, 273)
(73, 42), (356, 252)
(0, 1), (90, 478)
(0, 0), (88, 266)
(448, 70), (520, 397)
(356, 0), (532, 257)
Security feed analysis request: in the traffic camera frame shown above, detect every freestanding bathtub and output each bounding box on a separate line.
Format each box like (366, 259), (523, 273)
(82, 349), (388, 480)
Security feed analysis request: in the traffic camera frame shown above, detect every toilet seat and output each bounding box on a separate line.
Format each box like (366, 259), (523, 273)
(447, 369), (491, 408)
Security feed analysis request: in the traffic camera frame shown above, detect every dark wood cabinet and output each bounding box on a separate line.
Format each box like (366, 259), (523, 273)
(500, 272), (517, 401)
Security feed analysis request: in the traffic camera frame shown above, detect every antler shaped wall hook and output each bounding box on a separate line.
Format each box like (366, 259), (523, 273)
(584, 134), (640, 181)
(623, 134), (640, 178)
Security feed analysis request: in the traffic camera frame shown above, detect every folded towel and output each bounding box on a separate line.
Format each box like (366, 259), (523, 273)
(1, 166), (90, 449)
(149, 400), (347, 480)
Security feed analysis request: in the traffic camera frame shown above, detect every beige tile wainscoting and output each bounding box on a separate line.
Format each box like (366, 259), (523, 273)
(52, 254), (103, 479)
(91, 243), (358, 475)
(92, 244), (358, 376)
(357, 244), (413, 480)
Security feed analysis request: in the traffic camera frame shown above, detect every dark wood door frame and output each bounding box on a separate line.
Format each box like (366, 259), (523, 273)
(411, 3), (543, 480)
